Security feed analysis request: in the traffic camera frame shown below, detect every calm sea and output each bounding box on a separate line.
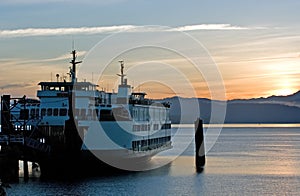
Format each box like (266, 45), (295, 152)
(4, 124), (300, 195)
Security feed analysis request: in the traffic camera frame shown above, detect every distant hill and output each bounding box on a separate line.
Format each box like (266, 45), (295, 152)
(2, 91), (300, 125)
(232, 90), (300, 107)
(162, 91), (300, 124)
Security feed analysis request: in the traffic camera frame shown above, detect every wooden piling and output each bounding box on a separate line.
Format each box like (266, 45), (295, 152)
(195, 118), (205, 172)
(23, 160), (29, 181)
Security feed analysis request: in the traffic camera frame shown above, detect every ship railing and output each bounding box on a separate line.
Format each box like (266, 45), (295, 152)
(0, 134), (24, 145)
(24, 137), (51, 153)
(0, 135), (9, 145)
(0, 134), (51, 153)
(9, 135), (25, 143)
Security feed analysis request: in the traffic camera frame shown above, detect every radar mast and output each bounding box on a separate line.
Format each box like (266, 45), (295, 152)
(70, 50), (82, 83)
(117, 60), (126, 85)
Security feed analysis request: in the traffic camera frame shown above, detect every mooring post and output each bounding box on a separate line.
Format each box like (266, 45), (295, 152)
(195, 118), (205, 172)
(23, 160), (29, 181)
(1, 95), (12, 135)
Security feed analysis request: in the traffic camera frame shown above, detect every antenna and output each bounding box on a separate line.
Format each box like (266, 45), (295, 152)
(117, 60), (126, 85)
(72, 36), (74, 50)
(70, 50), (82, 83)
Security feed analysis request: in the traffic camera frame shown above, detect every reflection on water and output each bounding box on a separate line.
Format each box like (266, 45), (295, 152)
(18, 161), (41, 178)
(173, 123), (300, 128)
(5, 125), (300, 195)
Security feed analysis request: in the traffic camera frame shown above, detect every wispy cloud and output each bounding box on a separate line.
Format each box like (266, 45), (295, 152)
(216, 52), (300, 65)
(170, 24), (250, 31)
(0, 26), (136, 38)
(39, 50), (87, 62)
(0, 0), (126, 5)
(0, 51), (86, 68)
(0, 24), (264, 38)
(0, 83), (34, 90)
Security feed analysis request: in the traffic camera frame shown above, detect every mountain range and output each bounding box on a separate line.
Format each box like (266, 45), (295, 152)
(1, 91), (300, 124)
(162, 91), (300, 124)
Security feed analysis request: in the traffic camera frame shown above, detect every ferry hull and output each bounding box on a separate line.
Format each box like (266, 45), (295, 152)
(38, 144), (171, 177)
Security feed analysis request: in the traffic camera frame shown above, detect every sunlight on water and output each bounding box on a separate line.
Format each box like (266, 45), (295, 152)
(173, 123), (300, 128)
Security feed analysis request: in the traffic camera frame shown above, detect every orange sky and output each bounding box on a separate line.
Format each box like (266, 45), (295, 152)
(0, 27), (300, 101)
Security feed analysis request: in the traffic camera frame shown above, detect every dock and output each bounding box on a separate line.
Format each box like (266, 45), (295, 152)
(0, 95), (66, 181)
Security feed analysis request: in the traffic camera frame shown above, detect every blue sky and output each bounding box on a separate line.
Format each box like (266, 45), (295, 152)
(0, 0), (300, 99)
(1, 0), (299, 28)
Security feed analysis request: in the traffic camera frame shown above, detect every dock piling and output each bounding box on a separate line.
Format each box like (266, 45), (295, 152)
(23, 160), (29, 181)
(195, 118), (205, 172)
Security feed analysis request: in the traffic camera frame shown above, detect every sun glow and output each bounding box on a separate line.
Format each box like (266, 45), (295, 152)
(271, 79), (297, 96)
(275, 88), (295, 96)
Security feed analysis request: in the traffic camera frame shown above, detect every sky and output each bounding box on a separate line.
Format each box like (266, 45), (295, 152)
(0, 0), (300, 100)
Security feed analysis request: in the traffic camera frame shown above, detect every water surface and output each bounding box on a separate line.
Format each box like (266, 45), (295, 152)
(5, 124), (300, 195)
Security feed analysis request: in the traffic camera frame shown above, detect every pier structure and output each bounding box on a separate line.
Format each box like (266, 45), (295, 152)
(0, 50), (84, 180)
(0, 95), (51, 181)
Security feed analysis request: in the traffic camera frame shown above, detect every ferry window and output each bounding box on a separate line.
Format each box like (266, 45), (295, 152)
(75, 109), (80, 116)
(35, 109), (39, 117)
(20, 109), (29, 120)
(41, 109), (46, 117)
(59, 108), (67, 116)
(30, 109), (35, 118)
(53, 108), (58, 116)
(47, 108), (52, 116)
(80, 108), (86, 116)
(100, 109), (115, 121)
(134, 109), (137, 118)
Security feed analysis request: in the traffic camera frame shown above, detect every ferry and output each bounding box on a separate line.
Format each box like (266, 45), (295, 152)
(6, 50), (172, 172)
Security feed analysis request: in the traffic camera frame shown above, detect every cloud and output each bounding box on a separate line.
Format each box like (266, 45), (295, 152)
(217, 53), (300, 65)
(40, 50), (87, 62)
(0, 26), (136, 38)
(0, 51), (86, 69)
(170, 24), (250, 31)
(0, 0), (126, 5)
(0, 24), (264, 38)
(0, 83), (34, 89)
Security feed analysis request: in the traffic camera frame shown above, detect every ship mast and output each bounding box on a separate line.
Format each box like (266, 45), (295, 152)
(117, 60), (126, 85)
(70, 50), (82, 83)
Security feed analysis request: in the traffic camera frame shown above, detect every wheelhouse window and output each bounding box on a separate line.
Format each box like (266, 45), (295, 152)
(41, 108), (46, 117)
(30, 109), (36, 118)
(53, 108), (59, 116)
(47, 108), (52, 116)
(35, 109), (39, 118)
(59, 108), (67, 116)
